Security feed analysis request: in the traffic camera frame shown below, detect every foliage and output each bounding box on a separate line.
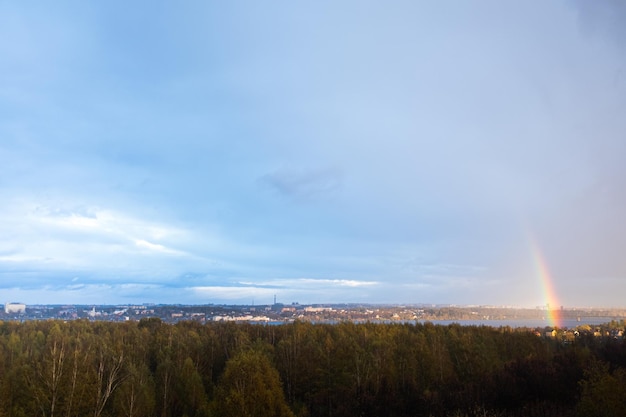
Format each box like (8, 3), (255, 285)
(0, 319), (623, 416)
(212, 347), (294, 417)
(576, 360), (626, 417)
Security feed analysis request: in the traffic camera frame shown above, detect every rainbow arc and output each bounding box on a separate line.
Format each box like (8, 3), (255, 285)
(529, 239), (562, 327)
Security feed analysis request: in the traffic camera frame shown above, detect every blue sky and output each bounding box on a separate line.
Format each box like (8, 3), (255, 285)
(1, 1), (625, 307)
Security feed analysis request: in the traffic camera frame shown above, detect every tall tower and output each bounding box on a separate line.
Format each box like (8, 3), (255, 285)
(274, 294), (276, 305)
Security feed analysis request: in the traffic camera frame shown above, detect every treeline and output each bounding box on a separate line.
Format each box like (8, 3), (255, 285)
(0, 319), (625, 417)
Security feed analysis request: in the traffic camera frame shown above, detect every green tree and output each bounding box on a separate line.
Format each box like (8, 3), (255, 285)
(175, 357), (208, 417)
(577, 360), (626, 417)
(213, 348), (294, 417)
(114, 362), (155, 417)
(27, 323), (67, 417)
(91, 333), (126, 417)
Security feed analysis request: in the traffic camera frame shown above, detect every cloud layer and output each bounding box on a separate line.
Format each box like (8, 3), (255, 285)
(1, 1), (625, 307)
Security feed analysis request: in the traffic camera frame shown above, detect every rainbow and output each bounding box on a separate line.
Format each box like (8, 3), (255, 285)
(529, 239), (562, 327)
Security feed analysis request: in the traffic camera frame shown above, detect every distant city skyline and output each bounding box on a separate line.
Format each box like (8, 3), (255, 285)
(1, 1), (626, 307)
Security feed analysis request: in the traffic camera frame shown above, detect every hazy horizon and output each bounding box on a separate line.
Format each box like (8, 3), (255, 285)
(2, 1), (626, 307)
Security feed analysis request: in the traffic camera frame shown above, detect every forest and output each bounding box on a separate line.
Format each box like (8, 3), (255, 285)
(0, 319), (624, 417)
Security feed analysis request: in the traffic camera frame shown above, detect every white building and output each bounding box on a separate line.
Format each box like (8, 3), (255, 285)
(5, 302), (26, 314)
(304, 306), (333, 313)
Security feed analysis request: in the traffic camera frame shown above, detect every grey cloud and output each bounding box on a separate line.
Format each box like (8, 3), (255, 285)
(260, 167), (343, 200)
(572, 0), (626, 46)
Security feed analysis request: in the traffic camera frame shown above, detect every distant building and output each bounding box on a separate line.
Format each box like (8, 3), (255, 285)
(88, 307), (97, 318)
(5, 302), (26, 314)
(304, 307), (333, 313)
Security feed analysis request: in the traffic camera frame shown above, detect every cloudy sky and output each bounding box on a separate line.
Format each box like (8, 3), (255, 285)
(1, 1), (625, 307)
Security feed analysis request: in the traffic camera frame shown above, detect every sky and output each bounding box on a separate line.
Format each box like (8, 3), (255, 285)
(1, 1), (625, 307)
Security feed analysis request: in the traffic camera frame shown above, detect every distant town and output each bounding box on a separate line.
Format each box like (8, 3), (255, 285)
(3, 301), (626, 328)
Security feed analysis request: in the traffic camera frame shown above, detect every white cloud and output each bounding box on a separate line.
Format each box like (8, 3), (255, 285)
(134, 239), (185, 256)
(0, 199), (194, 273)
(238, 278), (380, 289)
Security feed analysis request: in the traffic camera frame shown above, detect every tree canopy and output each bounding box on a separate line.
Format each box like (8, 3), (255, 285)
(0, 319), (623, 417)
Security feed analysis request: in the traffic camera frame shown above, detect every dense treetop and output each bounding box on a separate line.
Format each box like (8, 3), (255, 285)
(0, 319), (624, 417)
